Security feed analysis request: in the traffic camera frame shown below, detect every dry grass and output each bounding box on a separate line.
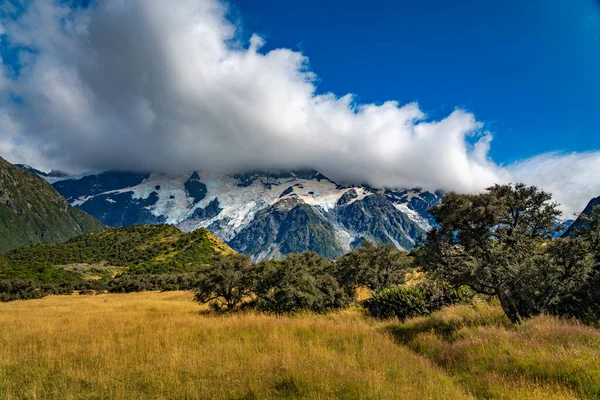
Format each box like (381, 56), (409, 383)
(385, 302), (600, 400)
(0, 292), (469, 400)
(3, 292), (597, 399)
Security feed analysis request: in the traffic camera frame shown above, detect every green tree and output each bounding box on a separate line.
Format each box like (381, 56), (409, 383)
(414, 183), (574, 323)
(335, 241), (412, 291)
(551, 206), (600, 323)
(256, 252), (350, 315)
(193, 253), (258, 311)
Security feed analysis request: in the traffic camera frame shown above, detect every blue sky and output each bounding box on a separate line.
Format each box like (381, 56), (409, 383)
(235, 0), (600, 164)
(1, 0), (600, 215)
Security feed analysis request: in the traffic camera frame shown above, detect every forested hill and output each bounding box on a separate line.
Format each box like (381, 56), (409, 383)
(1, 224), (235, 282)
(0, 157), (105, 254)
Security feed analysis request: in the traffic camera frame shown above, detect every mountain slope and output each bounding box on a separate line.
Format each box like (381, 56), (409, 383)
(2, 224), (235, 281)
(0, 157), (105, 254)
(43, 169), (440, 260)
(335, 193), (426, 249)
(562, 196), (600, 237)
(228, 196), (344, 259)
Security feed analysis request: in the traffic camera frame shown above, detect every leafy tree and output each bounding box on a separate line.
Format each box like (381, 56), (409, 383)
(550, 206), (600, 323)
(414, 183), (573, 323)
(256, 252), (351, 315)
(418, 278), (476, 311)
(335, 241), (412, 291)
(193, 254), (259, 311)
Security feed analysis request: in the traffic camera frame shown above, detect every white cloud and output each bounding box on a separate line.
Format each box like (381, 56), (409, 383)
(0, 0), (597, 217)
(509, 152), (600, 217)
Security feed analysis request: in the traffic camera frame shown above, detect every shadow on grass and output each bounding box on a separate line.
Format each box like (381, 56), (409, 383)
(382, 305), (600, 400)
(384, 318), (458, 345)
(383, 303), (511, 345)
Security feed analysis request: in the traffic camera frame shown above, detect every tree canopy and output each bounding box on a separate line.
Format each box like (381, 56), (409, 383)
(415, 183), (598, 323)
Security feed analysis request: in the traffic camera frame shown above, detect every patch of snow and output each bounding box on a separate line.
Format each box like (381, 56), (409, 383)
(72, 196), (92, 207)
(393, 203), (432, 231)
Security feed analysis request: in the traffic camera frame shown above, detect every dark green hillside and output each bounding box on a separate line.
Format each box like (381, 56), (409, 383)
(0, 157), (106, 254)
(3, 225), (235, 282)
(0, 255), (82, 287)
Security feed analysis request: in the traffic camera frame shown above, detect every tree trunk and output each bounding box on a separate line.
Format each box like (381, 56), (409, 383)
(497, 291), (521, 324)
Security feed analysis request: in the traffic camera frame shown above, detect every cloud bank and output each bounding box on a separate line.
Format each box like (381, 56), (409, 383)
(0, 0), (598, 216)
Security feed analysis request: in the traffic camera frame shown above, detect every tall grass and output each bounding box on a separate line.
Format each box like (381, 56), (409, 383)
(0, 292), (469, 400)
(385, 302), (600, 400)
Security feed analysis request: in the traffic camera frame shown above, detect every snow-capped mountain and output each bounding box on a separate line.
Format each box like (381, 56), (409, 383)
(45, 170), (442, 260)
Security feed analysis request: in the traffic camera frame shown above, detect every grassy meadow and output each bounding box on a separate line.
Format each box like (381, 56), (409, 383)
(385, 303), (600, 399)
(0, 292), (468, 400)
(0, 292), (598, 400)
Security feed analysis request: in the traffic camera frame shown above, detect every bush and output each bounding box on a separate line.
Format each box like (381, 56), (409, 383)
(193, 254), (258, 311)
(108, 273), (196, 293)
(0, 278), (46, 301)
(335, 241), (412, 291)
(256, 253), (351, 315)
(191, 252), (354, 315)
(363, 286), (430, 322)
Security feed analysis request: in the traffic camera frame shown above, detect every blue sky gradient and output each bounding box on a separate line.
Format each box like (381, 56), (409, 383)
(235, 0), (600, 164)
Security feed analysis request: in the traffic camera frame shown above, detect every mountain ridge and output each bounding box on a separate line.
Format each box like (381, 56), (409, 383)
(0, 157), (106, 254)
(32, 168), (441, 260)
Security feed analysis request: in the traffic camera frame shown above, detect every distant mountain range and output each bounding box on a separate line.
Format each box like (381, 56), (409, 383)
(35, 169), (443, 260)
(0, 157), (105, 254)
(10, 160), (586, 260)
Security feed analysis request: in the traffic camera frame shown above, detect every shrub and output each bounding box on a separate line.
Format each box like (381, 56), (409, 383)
(335, 241), (412, 291)
(256, 254), (351, 315)
(193, 254), (258, 311)
(420, 279), (476, 312)
(0, 278), (46, 302)
(108, 273), (196, 293)
(363, 286), (430, 322)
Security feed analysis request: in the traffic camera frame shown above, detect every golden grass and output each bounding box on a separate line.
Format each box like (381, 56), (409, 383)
(384, 302), (600, 400)
(205, 230), (237, 255)
(59, 264), (124, 280)
(0, 292), (469, 400)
